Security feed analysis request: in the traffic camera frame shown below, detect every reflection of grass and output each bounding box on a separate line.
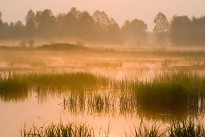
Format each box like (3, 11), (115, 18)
(0, 73), (29, 101)
(0, 73), (28, 91)
(21, 123), (94, 137)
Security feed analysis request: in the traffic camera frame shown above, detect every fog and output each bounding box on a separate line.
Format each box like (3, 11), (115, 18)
(0, 8), (205, 47)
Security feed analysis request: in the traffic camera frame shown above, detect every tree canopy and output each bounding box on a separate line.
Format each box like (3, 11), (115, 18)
(153, 12), (169, 44)
(0, 8), (205, 46)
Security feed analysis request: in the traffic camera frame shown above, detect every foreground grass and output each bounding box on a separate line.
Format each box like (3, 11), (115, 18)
(21, 120), (205, 137)
(21, 123), (94, 137)
(126, 120), (205, 137)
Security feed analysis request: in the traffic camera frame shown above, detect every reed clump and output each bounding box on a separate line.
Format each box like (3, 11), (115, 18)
(0, 72), (109, 101)
(127, 120), (205, 137)
(132, 72), (205, 115)
(169, 120), (205, 137)
(0, 72), (109, 91)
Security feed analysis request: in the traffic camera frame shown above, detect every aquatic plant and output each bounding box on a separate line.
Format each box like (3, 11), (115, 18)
(21, 123), (95, 137)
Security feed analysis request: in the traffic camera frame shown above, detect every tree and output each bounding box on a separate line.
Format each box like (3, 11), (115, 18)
(169, 16), (191, 45)
(25, 10), (36, 37)
(10, 21), (25, 38)
(121, 19), (147, 45)
(92, 10), (120, 42)
(36, 9), (56, 38)
(153, 12), (169, 45)
(0, 12), (2, 22)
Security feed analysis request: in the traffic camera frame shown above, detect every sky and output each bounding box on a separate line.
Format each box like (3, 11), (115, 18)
(0, 0), (205, 31)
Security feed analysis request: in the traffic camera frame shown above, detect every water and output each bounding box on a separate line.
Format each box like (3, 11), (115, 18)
(1, 50), (205, 136)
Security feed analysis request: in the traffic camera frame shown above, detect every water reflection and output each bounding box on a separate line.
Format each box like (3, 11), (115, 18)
(0, 70), (205, 136)
(1, 85), (205, 120)
(0, 90), (29, 102)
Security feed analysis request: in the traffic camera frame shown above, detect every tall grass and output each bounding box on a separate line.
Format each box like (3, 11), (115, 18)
(169, 119), (205, 137)
(1, 71), (205, 117)
(21, 120), (205, 137)
(0, 72), (110, 101)
(126, 119), (205, 137)
(132, 72), (205, 116)
(0, 72), (109, 90)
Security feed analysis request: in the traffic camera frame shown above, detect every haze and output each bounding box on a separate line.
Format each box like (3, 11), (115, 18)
(0, 0), (205, 31)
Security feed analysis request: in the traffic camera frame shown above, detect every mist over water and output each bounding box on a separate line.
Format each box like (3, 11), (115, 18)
(0, 3), (205, 137)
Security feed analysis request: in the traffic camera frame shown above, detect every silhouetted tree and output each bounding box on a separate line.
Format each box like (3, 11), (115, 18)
(10, 21), (25, 38)
(169, 16), (191, 45)
(169, 15), (205, 46)
(25, 10), (36, 37)
(78, 11), (96, 39)
(36, 9), (56, 38)
(57, 7), (81, 38)
(153, 12), (169, 45)
(0, 12), (2, 22)
(121, 19), (147, 45)
(0, 12), (12, 39)
(93, 10), (120, 42)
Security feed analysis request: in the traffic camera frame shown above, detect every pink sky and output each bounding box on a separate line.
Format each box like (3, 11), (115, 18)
(0, 0), (204, 31)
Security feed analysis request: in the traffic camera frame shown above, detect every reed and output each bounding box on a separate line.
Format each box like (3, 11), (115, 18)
(169, 119), (205, 137)
(132, 72), (205, 115)
(21, 123), (95, 137)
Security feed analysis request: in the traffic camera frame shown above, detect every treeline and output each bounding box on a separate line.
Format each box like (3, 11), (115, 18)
(0, 8), (147, 45)
(0, 8), (205, 46)
(170, 16), (205, 45)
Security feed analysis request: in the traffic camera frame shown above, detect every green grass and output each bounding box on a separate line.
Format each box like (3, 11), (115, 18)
(132, 72), (205, 116)
(0, 72), (109, 101)
(1, 71), (205, 117)
(0, 72), (108, 90)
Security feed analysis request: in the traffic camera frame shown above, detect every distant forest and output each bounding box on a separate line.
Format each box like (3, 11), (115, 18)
(0, 7), (205, 46)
